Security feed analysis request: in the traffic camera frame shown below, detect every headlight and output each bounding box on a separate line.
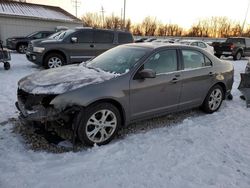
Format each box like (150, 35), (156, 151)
(33, 47), (45, 53)
(8, 39), (16, 41)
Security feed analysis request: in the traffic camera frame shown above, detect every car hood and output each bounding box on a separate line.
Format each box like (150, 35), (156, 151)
(18, 65), (118, 95)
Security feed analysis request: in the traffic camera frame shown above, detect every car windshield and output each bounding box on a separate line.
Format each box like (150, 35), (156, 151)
(57, 29), (75, 40)
(48, 31), (62, 39)
(26, 31), (38, 38)
(87, 46), (149, 74)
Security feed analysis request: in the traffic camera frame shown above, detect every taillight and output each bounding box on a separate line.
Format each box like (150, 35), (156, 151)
(230, 44), (235, 50)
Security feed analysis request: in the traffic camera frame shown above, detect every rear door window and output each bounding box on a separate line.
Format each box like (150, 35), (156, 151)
(182, 50), (210, 69)
(94, 30), (114, 43)
(118, 33), (133, 44)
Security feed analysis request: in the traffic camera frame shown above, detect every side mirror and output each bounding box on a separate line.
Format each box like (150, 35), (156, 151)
(71, 37), (78, 43)
(138, 69), (156, 79)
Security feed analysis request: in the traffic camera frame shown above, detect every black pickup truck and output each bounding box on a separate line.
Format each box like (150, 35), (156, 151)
(6, 31), (55, 54)
(212, 37), (250, 60)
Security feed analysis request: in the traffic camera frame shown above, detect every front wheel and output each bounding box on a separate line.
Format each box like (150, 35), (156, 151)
(77, 103), (121, 146)
(202, 85), (224, 113)
(44, 53), (65, 69)
(17, 44), (27, 54)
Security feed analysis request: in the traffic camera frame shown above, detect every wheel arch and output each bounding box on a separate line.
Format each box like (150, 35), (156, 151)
(16, 42), (28, 50)
(211, 82), (227, 99)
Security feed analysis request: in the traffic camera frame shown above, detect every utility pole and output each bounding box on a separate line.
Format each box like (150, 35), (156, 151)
(241, 0), (250, 35)
(121, 8), (123, 28)
(100, 6), (105, 28)
(71, 0), (81, 18)
(123, 0), (126, 29)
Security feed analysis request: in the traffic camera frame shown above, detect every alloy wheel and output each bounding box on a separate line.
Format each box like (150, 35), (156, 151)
(85, 109), (117, 143)
(18, 45), (27, 53)
(48, 57), (62, 68)
(208, 88), (222, 111)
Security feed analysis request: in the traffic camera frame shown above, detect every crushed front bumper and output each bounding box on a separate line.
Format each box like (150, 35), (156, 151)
(15, 100), (61, 122)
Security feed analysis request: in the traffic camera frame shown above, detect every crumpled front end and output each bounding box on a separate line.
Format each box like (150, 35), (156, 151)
(16, 88), (61, 122)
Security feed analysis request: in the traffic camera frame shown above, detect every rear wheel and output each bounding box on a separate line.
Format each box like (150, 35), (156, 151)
(44, 53), (65, 69)
(17, 43), (27, 54)
(215, 54), (221, 58)
(233, 51), (242, 60)
(202, 85), (224, 113)
(77, 103), (121, 146)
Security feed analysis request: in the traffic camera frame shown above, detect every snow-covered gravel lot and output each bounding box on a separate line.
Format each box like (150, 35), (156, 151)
(0, 53), (250, 188)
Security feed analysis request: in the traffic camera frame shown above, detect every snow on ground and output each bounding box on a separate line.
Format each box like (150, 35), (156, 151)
(0, 54), (250, 188)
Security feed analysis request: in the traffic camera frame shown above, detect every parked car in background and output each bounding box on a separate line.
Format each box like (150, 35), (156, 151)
(212, 37), (250, 60)
(26, 28), (134, 69)
(153, 39), (175, 43)
(16, 43), (234, 146)
(179, 40), (214, 54)
(135, 37), (148, 43)
(144, 38), (157, 42)
(6, 31), (55, 53)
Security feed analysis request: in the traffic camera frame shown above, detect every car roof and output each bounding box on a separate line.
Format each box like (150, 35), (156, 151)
(180, 39), (205, 43)
(124, 42), (203, 50)
(74, 27), (131, 33)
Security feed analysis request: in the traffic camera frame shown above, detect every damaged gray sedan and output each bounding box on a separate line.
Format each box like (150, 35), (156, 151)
(16, 43), (234, 146)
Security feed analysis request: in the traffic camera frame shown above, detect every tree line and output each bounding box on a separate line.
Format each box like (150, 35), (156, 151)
(81, 13), (250, 38)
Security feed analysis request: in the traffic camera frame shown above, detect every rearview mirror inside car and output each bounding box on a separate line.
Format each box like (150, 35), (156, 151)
(138, 69), (156, 79)
(71, 37), (78, 43)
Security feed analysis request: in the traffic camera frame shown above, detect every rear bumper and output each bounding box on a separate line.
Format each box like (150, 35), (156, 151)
(214, 49), (238, 56)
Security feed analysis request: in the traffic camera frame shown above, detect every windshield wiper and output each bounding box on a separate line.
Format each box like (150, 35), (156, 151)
(86, 65), (100, 72)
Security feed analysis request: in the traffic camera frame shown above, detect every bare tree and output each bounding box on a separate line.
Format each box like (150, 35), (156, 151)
(142, 16), (158, 36)
(81, 13), (102, 28)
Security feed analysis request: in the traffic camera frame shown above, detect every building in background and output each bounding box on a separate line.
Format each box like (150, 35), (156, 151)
(0, 1), (82, 45)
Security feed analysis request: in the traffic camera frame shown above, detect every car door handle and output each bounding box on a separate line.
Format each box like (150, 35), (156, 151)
(171, 78), (178, 83)
(90, 44), (95, 48)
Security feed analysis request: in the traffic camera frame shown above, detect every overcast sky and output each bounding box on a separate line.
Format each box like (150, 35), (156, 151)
(28, 0), (250, 29)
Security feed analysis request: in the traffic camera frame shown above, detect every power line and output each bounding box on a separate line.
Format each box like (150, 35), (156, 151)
(71, 0), (81, 18)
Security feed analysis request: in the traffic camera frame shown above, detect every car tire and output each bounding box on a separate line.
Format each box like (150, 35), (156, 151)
(233, 51), (242, 60)
(17, 43), (27, 54)
(3, 62), (10, 70)
(44, 53), (65, 69)
(215, 54), (221, 58)
(77, 103), (121, 146)
(202, 85), (224, 114)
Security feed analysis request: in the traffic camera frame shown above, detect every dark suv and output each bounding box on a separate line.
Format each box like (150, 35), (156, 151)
(213, 37), (250, 60)
(6, 31), (55, 53)
(26, 28), (134, 69)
